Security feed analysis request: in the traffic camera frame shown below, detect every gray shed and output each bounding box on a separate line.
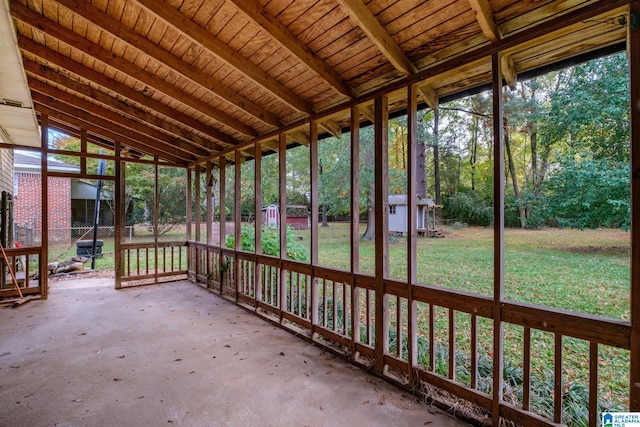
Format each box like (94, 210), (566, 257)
(388, 195), (435, 235)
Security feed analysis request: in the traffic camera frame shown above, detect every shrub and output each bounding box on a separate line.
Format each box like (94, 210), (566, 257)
(226, 224), (309, 262)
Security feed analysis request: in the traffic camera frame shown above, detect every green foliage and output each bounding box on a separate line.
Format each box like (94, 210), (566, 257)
(542, 157), (630, 230)
(442, 191), (493, 226)
(226, 224), (309, 262)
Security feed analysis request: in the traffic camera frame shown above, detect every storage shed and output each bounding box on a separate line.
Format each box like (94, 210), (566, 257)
(388, 194), (435, 235)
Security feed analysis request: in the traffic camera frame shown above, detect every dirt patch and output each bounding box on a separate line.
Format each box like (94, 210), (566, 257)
(48, 269), (115, 283)
(556, 245), (629, 255)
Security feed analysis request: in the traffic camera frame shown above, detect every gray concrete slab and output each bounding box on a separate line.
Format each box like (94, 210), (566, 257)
(0, 278), (471, 427)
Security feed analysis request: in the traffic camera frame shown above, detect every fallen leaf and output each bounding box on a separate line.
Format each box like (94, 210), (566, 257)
(279, 352), (285, 356)
(379, 395), (385, 405)
(174, 358), (182, 362)
(113, 378), (121, 381)
(424, 422), (433, 425)
(362, 400), (369, 405)
(118, 355), (125, 359)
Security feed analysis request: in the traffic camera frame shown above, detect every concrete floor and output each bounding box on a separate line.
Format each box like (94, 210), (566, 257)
(0, 277), (471, 427)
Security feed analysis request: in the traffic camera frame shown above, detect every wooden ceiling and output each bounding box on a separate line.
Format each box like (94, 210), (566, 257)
(8, 0), (631, 166)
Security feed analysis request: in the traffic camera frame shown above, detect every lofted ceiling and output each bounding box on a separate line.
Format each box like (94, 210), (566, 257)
(4, 0), (632, 166)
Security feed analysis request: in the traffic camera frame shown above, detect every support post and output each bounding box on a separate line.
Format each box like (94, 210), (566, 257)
(219, 157), (226, 248)
(407, 84), (418, 385)
(154, 157), (159, 284)
(279, 132), (287, 318)
(254, 142), (262, 308)
(234, 149), (241, 301)
(629, 1), (640, 411)
(374, 96), (389, 374)
(206, 161), (213, 245)
(40, 114), (48, 299)
(310, 121), (319, 266)
(491, 52), (505, 426)
(114, 141), (123, 289)
(186, 167), (192, 242)
(351, 106), (361, 356)
(194, 167), (201, 243)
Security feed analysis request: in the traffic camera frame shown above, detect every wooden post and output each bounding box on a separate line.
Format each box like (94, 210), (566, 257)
(80, 129), (87, 175)
(219, 157), (226, 248)
(186, 167), (192, 242)
(154, 157), (159, 284)
(491, 52), (505, 426)
(407, 85), (418, 385)
(374, 96), (389, 374)
(234, 149), (241, 301)
(40, 114), (48, 299)
(629, 2), (640, 411)
(310, 121), (319, 266)
(254, 142), (262, 309)
(114, 141), (123, 289)
(279, 132), (287, 317)
(206, 161), (213, 245)
(194, 167), (201, 243)
(351, 106), (360, 273)
(351, 105), (361, 355)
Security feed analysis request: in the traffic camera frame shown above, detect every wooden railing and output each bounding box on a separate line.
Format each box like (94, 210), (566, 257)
(0, 246), (43, 298)
(188, 240), (630, 426)
(120, 241), (187, 285)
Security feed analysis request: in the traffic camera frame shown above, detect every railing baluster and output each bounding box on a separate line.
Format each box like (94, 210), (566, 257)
(429, 304), (435, 372)
(396, 296), (402, 357)
(471, 313), (477, 389)
(449, 309), (455, 380)
(523, 326), (531, 411)
(589, 342), (598, 427)
(554, 333), (563, 424)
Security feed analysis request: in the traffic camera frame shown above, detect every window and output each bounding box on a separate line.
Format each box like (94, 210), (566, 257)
(389, 205), (396, 215)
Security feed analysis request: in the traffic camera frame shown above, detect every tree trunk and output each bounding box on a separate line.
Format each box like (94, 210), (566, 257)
(504, 118), (526, 228)
(321, 203), (328, 227)
(417, 139), (427, 198)
(361, 183), (375, 240)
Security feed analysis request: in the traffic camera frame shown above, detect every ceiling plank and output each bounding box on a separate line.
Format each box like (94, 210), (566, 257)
(336, 0), (416, 76)
(29, 80), (211, 158)
(133, 0), (314, 115)
(53, 0), (282, 129)
(467, 0), (501, 42)
(35, 104), (191, 164)
(11, 2), (258, 137)
(17, 35), (237, 147)
(228, 0), (353, 99)
(24, 60), (223, 152)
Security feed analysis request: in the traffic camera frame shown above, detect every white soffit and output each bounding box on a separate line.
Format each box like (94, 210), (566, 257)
(0, 0), (40, 147)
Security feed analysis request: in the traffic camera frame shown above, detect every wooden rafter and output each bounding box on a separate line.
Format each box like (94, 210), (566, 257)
(467, 0), (517, 89)
(133, 0), (314, 114)
(11, 2), (258, 137)
(417, 84), (439, 111)
(36, 104), (191, 164)
(24, 60), (223, 152)
(319, 119), (342, 138)
(52, 0), (282, 129)
(468, 0), (501, 42)
(336, 0), (417, 76)
(29, 80), (211, 158)
(17, 36), (236, 147)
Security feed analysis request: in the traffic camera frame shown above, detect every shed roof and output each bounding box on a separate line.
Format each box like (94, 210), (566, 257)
(389, 194), (434, 207)
(4, 0), (630, 165)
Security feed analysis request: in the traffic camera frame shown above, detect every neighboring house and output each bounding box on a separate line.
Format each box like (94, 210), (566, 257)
(388, 194), (436, 235)
(0, 148), (14, 248)
(13, 152), (113, 243)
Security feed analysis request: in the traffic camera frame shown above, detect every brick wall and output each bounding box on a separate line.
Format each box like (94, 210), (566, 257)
(14, 173), (71, 244)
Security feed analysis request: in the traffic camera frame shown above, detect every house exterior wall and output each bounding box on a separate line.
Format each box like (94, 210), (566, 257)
(14, 173), (71, 244)
(388, 204), (408, 233)
(0, 149), (13, 195)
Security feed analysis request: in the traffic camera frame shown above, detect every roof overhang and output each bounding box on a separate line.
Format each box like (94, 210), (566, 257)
(0, 0), (40, 147)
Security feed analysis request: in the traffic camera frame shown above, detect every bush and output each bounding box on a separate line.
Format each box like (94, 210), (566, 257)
(226, 224), (309, 262)
(443, 191), (493, 226)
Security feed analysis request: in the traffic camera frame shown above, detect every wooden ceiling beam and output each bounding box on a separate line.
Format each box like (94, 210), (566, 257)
(133, 0), (314, 115)
(24, 60), (223, 153)
(17, 36), (237, 147)
(417, 84), (439, 111)
(468, 0), (501, 42)
(336, 0), (417, 76)
(29, 81), (211, 158)
(11, 2), (258, 137)
(52, 0), (282, 129)
(228, 0), (353, 99)
(319, 120), (342, 138)
(501, 54), (517, 90)
(34, 104), (190, 164)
